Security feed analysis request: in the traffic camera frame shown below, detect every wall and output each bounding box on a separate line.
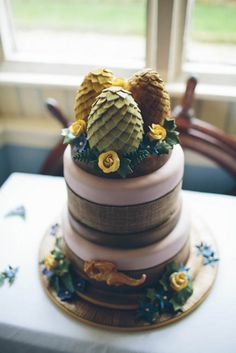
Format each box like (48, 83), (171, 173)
(0, 144), (50, 184)
(0, 83), (236, 135)
(0, 115), (61, 185)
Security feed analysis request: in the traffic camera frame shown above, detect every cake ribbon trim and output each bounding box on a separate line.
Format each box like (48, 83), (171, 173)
(84, 260), (147, 287)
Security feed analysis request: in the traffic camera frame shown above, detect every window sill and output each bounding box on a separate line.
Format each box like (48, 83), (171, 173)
(168, 82), (236, 102)
(0, 71), (236, 102)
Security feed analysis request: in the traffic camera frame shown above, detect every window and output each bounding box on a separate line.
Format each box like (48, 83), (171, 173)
(0, 0), (235, 92)
(0, 0), (147, 76)
(187, 0), (236, 67)
(170, 0), (236, 87)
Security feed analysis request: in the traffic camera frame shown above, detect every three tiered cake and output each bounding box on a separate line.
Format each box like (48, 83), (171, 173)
(40, 68), (218, 329)
(61, 68), (190, 303)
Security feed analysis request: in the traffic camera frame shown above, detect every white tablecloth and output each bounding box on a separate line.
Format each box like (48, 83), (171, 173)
(0, 173), (235, 353)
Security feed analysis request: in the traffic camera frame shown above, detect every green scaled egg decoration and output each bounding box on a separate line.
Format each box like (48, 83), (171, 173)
(87, 86), (144, 154)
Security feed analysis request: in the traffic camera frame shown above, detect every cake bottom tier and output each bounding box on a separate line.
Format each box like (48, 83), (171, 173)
(39, 213), (218, 329)
(61, 202), (190, 292)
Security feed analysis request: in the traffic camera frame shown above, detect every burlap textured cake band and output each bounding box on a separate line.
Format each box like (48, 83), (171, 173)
(67, 182), (182, 234)
(62, 238), (190, 292)
(68, 204), (182, 248)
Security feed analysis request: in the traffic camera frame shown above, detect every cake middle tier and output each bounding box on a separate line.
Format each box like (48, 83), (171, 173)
(67, 200), (182, 248)
(64, 144), (184, 234)
(62, 202), (190, 271)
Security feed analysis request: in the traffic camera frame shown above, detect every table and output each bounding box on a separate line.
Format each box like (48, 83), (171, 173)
(0, 172), (235, 353)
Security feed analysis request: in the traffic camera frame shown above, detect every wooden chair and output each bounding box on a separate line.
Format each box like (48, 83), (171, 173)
(172, 77), (236, 194)
(40, 98), (71, 176)
(41, 79), (236, 193)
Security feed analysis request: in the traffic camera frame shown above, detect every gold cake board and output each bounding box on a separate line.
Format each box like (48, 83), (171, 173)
(39, 216), (218, 331)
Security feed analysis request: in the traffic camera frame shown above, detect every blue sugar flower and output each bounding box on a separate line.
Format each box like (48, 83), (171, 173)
(137, 301), (160, 323)
(58, 289), (74, 302)
(203, 256), (219, 267)
(42, 267), (54, 278)
(49, 223), (60, 236)
(5, 205), (26, 220)
(179, 262), (192, 280)
(75, 277), (86, 293)
(196, 242), (219, 267)
(3, 266), (19, 285)
(72, 133), (87, 154)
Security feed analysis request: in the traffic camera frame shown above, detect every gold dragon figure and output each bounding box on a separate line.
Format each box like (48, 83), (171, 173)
(84, 260), (147, 287)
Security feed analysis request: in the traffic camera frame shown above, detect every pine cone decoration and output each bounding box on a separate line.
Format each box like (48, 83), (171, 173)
(74, 68), (114, 121)
(87, 86), (144, 154)
(128, 69), (171, 131)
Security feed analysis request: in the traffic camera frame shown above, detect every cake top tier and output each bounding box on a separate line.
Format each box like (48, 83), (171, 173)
(62, 68), (179, 178)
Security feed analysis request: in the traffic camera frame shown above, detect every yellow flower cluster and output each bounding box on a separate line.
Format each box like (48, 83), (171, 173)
(169, 272), (188, 292)
(148, 124), (166, 141)
(98, 150), (120, 173)
(44, 254), (58, 271)
(70, 119), (87, 136)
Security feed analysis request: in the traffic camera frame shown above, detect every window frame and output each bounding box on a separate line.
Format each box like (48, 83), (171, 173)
(0, 0), (149, 79)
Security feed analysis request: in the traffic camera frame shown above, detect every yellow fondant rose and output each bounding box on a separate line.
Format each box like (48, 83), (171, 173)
(44, 254), (58, 270)
(148, 124), (166, 141)
(169, 272), (188, 292)
(112, 77), (129, 90)
(70, 119), (87, 136)
(98, 151), (120, 173)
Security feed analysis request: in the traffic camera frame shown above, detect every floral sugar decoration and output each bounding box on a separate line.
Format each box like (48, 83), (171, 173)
(49, 223), (60, 237)
(64, 117), (179, 178)
(5, 205), (26, 220)
(62, 68), (179, 178)
(98, 151), (120, 174)
(196, 242), (219, 266)
(41, 237), (86, 301)
(137, 262), (193, 324)
(0, 266), (19, 286)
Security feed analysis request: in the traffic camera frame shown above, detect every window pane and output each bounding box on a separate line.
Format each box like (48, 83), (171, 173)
(186, 0), (236, 66)
(9, 0), (146, 68)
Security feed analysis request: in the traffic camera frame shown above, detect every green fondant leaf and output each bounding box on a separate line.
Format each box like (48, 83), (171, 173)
(163, 118), (176, 131)
(155, 141), (172, 154)
(56, 258), (70, 275)
(159, 262), (179, 290)
(146, 288), (157, 302)
(73, 148), (98, 165)
(61, 272), (75, 293)
(170, 283), (193, 312)
(117, 157), (133, 178)
(55, 237), (61, 250)
(89, 159), (101, 175)
(127, 149), (150, 170)
(51, 249), (64, 261)
(165, 262), (180, 275)
(166, 131), (179, 146)
(61, 128), (76, 145)
(50, 275), (60, 294)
